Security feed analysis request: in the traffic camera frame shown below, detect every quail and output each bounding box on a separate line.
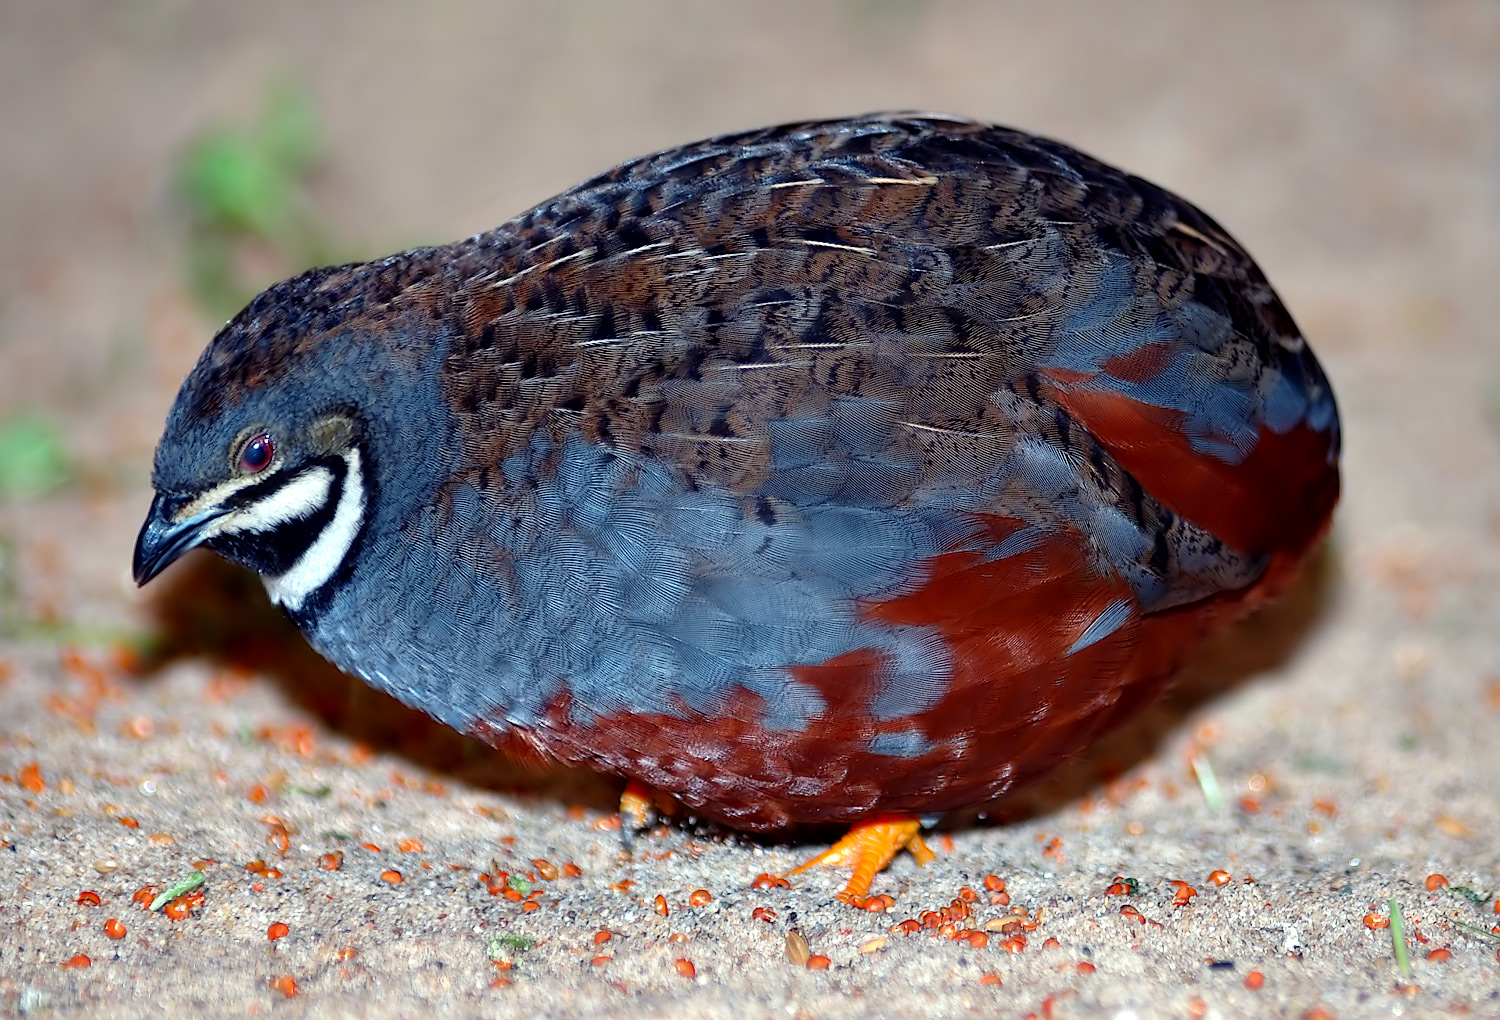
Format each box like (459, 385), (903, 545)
(134, 114), (1340, 903)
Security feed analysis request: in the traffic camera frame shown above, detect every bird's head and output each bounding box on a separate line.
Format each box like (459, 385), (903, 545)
(133, 262), (409, 614)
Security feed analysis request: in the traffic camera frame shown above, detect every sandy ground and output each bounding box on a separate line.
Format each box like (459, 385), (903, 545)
(2, 2), (1499, 1017)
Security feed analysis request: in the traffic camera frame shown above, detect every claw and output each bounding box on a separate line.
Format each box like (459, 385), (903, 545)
(785, 814), (935, 905)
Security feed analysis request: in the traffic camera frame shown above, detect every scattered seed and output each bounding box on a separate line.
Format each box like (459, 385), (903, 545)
(1119, 906), (1146, 925)
(60, 954), (91, 969)
(752, 906), (777, 923)
(669, 932), (688, 944)
(103, 918), (126, 939)
(563, 862), (583, 878)
(1244, 970), (1265, 990)
(268, 922), (289, 941)
(118, 816), (139, 829)
(533, 859), (559, 880)
(1425, 873), (1449, 891)
(806, 955), (831, 970)
(979, 973), (1001, 986)
(520, 900), (540, 912)
(860, 937), (886, 954)
(320, 851), (344, 871)
(1042, 937), (1061, 949)
(1364, 912), (1390, 930)
(786, 930), (812, 966)
(967, 932), (989, 949)
(751, 873), (791, 890)
(594, 930), (612, 946)
(1077, 961), (1096, 975)
(654, 894), (669, 917)
(380, 870), (403, 885)
(162, 897), (192, 921)
(273, 976), (297, 997)
(673, 958), (696, 978)
(76, 891), (101, 906)
(1426, 948), (1451, 962)
(1207, 870), (1232, 886)
(148, 833), (175, 846)
(337, 947), (357, 962)
(93, 860), (120, 875)
(689, 889), (712, 907)
(591, 955), (612, 967)
(1171, 881), (1199, 907)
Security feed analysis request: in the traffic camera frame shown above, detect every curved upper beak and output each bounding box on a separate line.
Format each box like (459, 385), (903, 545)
(132, 492), (228, 586)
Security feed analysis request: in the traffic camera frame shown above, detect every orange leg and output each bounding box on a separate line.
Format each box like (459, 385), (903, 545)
(617, 779), (654, 850)
(785, 815), (936, 905)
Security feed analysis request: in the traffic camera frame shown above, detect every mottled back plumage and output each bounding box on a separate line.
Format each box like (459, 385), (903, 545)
(142, 115), (1340, 828)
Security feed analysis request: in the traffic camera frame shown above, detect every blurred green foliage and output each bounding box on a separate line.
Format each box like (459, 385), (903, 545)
(0, 415), (71, 500)
(176, 80), (335, 321)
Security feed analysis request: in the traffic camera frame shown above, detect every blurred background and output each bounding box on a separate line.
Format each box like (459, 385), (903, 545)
(1, 2), (1499, 1013)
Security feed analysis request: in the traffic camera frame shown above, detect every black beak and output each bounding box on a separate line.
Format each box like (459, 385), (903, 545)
(132, 492), (228, 586)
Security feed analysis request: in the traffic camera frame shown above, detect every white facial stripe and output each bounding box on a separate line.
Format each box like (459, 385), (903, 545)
(177, 470), (275, 523)
(217, 467), (334, 535)
(264, 448), (366, 611)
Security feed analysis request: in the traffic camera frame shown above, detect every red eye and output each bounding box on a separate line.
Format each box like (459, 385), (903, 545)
(239, 433), (275, 473)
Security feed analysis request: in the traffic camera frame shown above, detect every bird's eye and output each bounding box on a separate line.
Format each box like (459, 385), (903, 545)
(238, 432), (275, 473)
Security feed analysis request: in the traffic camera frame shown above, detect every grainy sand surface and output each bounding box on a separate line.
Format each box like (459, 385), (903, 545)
(2, 3), (1498, 1017)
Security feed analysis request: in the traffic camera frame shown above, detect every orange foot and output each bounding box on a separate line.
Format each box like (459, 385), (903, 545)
(617, 779), (655, 851)
(785, 815), (936, 905)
